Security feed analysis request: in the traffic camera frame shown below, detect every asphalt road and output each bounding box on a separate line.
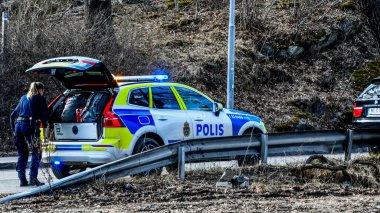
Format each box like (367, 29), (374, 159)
(0, 168), (57, 195)
(0, 153), (369, 195)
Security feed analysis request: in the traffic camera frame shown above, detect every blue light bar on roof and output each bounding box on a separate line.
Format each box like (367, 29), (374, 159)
(114, 75), (169, 82)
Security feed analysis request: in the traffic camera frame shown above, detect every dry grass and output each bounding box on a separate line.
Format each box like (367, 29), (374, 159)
(1, 156), (379, 212)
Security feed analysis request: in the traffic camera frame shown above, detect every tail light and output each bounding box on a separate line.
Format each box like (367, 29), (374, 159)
(103, 95), (125, 127)
(353, 102), (363, 118)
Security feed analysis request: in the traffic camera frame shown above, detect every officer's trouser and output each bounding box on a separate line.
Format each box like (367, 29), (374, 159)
(14, 121), (42, 182)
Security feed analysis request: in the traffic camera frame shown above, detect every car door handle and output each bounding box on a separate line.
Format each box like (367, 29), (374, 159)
(157, 116), (168, 121)
(194, 117), (203, 121)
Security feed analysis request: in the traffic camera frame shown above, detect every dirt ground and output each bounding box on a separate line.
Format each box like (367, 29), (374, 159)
(3, 194), (378, 212)
(1, 158), (380, 212)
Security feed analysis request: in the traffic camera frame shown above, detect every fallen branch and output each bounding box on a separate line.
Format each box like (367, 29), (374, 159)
(301, 163), (348, 171)
(301, 155), (380, 188)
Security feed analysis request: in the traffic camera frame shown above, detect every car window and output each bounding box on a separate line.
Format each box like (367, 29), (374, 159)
(152, 86), (180, 110)
(175, 87), (213, 111)
(128, 88), (149, 107)
(360, 84), (380, 99)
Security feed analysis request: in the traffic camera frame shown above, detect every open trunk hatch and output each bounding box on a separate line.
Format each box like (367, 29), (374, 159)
(26, 56), (118, 89)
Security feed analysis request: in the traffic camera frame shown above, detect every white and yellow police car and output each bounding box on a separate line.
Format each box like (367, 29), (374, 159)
(27, 56), (266, 178)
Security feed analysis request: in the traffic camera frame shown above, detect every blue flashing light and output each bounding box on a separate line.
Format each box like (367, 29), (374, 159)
(152, 68), (170, 81)
(114, 75), (169, 82)
(54, 161), (61, 165)
(155, 75), (168, 81)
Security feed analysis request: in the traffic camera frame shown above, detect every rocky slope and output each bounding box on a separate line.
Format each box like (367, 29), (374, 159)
(0, 0), (379, 152)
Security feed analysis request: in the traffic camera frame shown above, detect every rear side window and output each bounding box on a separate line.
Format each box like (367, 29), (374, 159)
(175, 87), (213, 111)
(152, 86), (180, 109)
(128, 88), (149, 107)
(360, 84), (380, 100)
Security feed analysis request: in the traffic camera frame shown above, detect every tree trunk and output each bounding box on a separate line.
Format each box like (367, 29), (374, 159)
(174, 0), (179, 12)
(359, 0), (380, 44)
(195, 0), (199, 19)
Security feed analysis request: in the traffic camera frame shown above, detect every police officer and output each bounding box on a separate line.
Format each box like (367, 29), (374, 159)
(10, 82), (48, 186)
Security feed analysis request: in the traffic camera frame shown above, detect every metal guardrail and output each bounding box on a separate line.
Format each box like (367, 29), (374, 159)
(1, 128), (379, 203)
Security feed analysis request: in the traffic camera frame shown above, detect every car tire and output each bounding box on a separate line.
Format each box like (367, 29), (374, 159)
(52, 164), (86, 179)
(133, 137), (160, 154)
(132, 137), (162, 176)
(237, 128), (262, 167)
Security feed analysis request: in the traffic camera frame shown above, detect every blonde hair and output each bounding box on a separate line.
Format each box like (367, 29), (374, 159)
(27, 82), (45, 99)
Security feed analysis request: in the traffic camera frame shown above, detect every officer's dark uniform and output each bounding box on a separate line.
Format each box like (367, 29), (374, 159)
(10, 94), (48, 186)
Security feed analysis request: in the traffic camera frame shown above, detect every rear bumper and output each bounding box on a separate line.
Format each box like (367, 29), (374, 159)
(352, 118), (380, 129)
(41, 139), (122, 166)
(42, 150), (117, 166)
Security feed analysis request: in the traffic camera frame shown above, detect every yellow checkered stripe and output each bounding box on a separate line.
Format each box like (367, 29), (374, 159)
(42, 144), (115, 152)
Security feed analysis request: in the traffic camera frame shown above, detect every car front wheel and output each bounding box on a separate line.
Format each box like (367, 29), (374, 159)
(237, 128), (262, 167)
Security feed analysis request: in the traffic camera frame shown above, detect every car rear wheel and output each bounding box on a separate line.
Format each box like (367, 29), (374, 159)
(132, 137), (162, 176)
(52, 164), (86, 179)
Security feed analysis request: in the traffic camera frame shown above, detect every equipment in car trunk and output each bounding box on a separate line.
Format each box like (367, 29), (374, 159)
(76, 108), (84, 122)
(81, 93), (109, 123)
(54, 123), (98, 140)
(61, 95), (87, 122)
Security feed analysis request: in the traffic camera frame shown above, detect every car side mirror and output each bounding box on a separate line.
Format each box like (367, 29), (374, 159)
(213, 102), (223, 116)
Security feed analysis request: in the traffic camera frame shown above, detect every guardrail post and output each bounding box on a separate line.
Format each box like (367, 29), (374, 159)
(178, 146), (185, 180)
(260, 133), (268, 164)
(345, 129), (353, 162)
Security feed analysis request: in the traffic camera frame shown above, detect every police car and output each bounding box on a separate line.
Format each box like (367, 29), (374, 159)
(27, 56), (267, 179)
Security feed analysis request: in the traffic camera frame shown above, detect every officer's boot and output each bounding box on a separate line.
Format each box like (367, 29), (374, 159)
(29, 177), (45, 186)
(18, 173), (28, 187)
(20, 179), (28, 187)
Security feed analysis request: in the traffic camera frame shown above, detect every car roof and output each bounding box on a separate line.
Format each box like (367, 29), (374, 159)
(119, 82), (188, 88)
(371, 77), (380, 84)
(118, 81), (214, 103)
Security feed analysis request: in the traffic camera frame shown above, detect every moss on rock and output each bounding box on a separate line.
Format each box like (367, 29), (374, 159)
(352, 60), (380, 92)
(146, 12), (161, 19)
(315, 29), (327, 40)
(336, 16), (346, 23)
(278, 0), (300, 8)
(340, 1), (356, 10)
(274, 115), (300, 132)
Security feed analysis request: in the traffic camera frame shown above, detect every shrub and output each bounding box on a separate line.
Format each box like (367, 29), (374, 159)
(352, 60), (380, 93)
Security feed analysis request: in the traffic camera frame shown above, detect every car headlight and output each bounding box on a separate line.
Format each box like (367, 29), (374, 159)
(260, 121), (267, 133)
